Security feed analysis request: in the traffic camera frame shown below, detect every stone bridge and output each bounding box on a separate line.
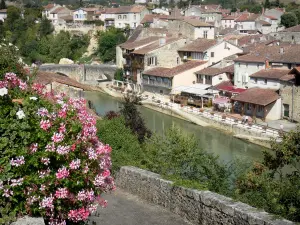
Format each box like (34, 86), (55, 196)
(38, 64), (117, 86)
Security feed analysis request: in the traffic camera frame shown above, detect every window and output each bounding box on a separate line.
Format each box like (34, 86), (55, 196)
(246, 103), (252, 111)
(211, 52), (214, 57)
(118, 15), (121, 19)
(254, 78), (257, 83)
(203, 31), (208, 39)
(177, 57), (180, 65)
(224, 42), (227, 49)
(147, 56), (157, 66)
(264, 79), (267, 85)
(206, 75), (211, 80)
(134, 14), (136, 20)
(246, 63), (248, 68)
(257, 64), (259, 68)
(133, 23), (136, 28)
(257, 105), (264, 113)
(238, 63), (241, 67)
(123, 15), (127, 19)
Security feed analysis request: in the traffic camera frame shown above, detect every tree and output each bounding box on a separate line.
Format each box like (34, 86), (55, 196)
(114, 68), (124, 81)
(0, 0), (6, 9)
(292, 9), (300, 25)
(281, 12), (298, 28)
(264, 0), (270, 9)
(39, 17), (54, 37)
(120, 94), (151, 143)
(96, 28), (126, 63)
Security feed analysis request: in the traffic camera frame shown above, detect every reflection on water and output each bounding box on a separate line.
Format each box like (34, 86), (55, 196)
(85, 91), (265, 163)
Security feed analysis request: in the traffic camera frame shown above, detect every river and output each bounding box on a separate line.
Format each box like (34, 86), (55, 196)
(84, 91), (265, 163)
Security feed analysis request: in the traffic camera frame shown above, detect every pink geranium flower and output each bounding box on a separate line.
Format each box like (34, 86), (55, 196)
(56, 167), (70, 180)
(40, 120), (52, 131)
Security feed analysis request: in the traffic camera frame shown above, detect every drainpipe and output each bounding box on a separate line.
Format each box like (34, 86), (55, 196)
(291, 84), (294, 122)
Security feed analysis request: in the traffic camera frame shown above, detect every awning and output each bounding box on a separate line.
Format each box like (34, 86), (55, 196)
(171, 84), (218, 96)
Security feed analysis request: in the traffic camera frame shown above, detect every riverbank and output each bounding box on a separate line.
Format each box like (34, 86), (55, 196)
(96, 84), (273, 148)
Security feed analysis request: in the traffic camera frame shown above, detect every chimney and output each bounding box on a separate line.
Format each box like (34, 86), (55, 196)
(280, 47), (284, 54)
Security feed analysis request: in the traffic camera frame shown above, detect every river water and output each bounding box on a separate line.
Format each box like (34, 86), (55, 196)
(85, 91), (265, 164)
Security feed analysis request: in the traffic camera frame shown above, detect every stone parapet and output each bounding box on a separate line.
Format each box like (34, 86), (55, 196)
(116, 166), (295, 225)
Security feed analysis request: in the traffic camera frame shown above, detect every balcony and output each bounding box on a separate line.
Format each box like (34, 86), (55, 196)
(142, 79), (172, 89)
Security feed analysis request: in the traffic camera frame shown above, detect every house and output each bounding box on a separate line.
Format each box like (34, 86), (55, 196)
(195, 67), (229, 86)
(117, 36), (187, 89)
(270, 25), (300, 44)
(0, 9), (7, 22)
(140, 14), (169, 27)
(114, 5), (150, 29)
(256, 20), (272, 34)
(49, 7), (72, 24)
(234, 13), (260, 33)
(221, 14), (239, 29)
(166, 18), (215, 40)
(248, 68), (289, 89)
(264, 8), (284, 24)
(101, 8), (118, 28)
(142, 60), (208, 95)
(280, 67), (300, 122)
(233, 45), (300, 89)
(42, 4), (61, 20)
(231, 88), (281, 120)
(177, 39), (243, 66)
(261, 14), (281, 33)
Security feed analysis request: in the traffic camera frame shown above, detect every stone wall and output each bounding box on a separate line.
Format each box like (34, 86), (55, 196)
(116, 166), (295, 225)
(270, 31), (300, 44)
(281, 84), (300, 122)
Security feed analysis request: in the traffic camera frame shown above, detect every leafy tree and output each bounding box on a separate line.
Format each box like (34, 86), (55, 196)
(114, 68), (124, 81)
(48, 31), (72, 63)
(264, 0), (270, 9)
(292, 9), (300, 25)
(4, 6), (22, 32)
(231, 7), (237, 13)
(0, 0), (6, 9)
(96, 28), (126, 63)
(120, 94), (151, 143)
(39, 17), (53, 37)
(281, 12), (298, 28)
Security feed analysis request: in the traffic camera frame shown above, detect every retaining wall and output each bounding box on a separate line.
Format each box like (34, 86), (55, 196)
(116, 166), (295, 225)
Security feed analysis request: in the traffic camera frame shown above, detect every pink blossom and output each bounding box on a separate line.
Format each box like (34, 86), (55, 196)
(56, 145), (70, 155)
(40, 120), (52, 131)
(87, 147), (97, 160)
(10, 156), (25, 167)
(77, 189), (94, 202)
(68, 207), (90, 222)
(4, 72), (19, 87)
(69, 159), (80, 170)
(58, 123), (66, 134)
(56, 167), (70, 180)
(40, 185), (46, 191)
(88, 204), (98, 213)
(40, 195), (54, 209)
(2, 189), (13, 197)
(27, 196), (40, 205)
(41, 157), (50, 165)
(19, 80), (27, 90)
(83, 165), (89, 174)
(37, 108), (49, 117)
(39, 168), (51, 178)
(32, 83), (45, 95)
(101, 169), (111, 178)
(96, 144), (112, 155)
(29, 143), (38, 153)
(0, 80), (8, 88)
(45, 143), (55, 152)
(51, 133), (64, 143)
(10, 178), (23, 187)
(0, 180), (3, 190)
(58, 109), (67, 118)
(93, 174), (105, 187)
(55, 188), (69, 199)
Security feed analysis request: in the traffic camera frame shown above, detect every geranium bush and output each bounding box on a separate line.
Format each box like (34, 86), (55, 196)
(0, 72), (115, 225)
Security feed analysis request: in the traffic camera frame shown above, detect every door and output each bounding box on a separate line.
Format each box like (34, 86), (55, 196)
(283, 104), (290, 117)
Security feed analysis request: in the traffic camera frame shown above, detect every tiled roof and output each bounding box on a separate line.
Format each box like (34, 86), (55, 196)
(0, 9), (7, 13)
(183, 18), (212, 27)
(132, 37), (182, 55)
(143, 60), (207, 78)
(140, 14), (169, 24)
(219, 28), (236, 35)
(195, 67), (223, 76)
(280, 24), (300, 32)
(280, 74), (295, 82)
(82, 7), (99, 12)
(43, 4), (55, 10)
(221, 64), (234, 73)
(214, 81), (246, 93)
(231, 88), (280, 106)
(51, 7), (67, 14)
(178, 38), (217, 52)
(249, 69), (289, 79)
(222, 15), (239, 20)
(264, 14), (277, 20)
(258, 20), (271, 26)
(35, 71), (90, 90)
(104, 5), (146, 14)
(119, 36), (160, 50)
(235, 13), (259, 22)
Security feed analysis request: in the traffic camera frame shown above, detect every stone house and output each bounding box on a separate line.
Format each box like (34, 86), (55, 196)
(49, 7), (72, 24)
(42, 4), (61, 20)
(256, 20), (272, 34)
(178, 39), (243, 66)
(167, 18), (215, 40)
(270, 25), (300, 44)
(221, 14), (239, 29)
(231, 88), (281, 120)
(0, 9), (7, 22)
(234, 13), (260, 34)
(280, 67), (300, 122)
(195, 67), (230, 86)
(142, 60), (208, 95)
(264, 8), (284, 24)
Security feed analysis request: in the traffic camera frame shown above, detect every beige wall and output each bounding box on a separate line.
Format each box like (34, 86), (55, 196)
(265, 98), (282, 120)
(281, 83), (300, 122)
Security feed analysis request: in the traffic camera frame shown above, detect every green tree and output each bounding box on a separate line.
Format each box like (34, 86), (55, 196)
(114, 68), (124, 81)
(0, 0), (6, 9)
(96, 28), (126, 63)
(38, 17), (54, 37)
(48, 31), (71, 63)
(292, 9), (300, 25)
(4, 6), (22, 32)
(264, 0), (270, 9)
(281, 12), (298, 28)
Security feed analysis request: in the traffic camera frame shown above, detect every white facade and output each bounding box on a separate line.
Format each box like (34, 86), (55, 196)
(73, 9), (87, 22)
(205, 41), (242, 65)
(194, 26), (215, 39)
(234, 62), (265, 88)
(114, 9), (149, 29)
(42, 4), (61, 20)
(0, 10), (7, 22)
(221, 18), (235, 28)
(248, 77), (281, 89)
(236, 21), (256, 32)
(197, 72), (229, 86)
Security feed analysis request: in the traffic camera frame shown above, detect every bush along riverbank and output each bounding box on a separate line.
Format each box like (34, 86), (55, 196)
(96, 94), (300, 223)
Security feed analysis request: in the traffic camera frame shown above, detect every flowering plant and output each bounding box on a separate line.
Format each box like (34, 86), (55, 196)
(0, 72), (115, 225)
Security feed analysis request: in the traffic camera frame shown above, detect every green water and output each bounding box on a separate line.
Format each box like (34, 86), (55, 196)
(85, 91), (265, 163)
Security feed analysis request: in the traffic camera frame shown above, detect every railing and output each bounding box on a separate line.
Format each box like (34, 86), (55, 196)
(142, 79), (172, 88)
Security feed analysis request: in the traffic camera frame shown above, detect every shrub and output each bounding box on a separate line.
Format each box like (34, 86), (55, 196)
(0, 73), (114, 224)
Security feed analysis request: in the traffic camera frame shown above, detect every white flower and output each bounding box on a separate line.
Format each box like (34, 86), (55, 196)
(16, 109), (25, 119)
(9, 43), (13, 46)
(0, 87), (8, 96)
(29, 97), (38, 100)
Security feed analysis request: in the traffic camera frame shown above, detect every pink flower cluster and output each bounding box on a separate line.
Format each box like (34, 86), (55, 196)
(40, 195), (54, 209)
(41, 157), (50, 165)
(10, 156), (25, 167)
(2, 189), (13, 197)
(77, 189), (94, 202)
(55, 188), (69, 199)
(30, 143), (38, 153)
(40, 120), (52, 131)
(69, 159), (80, 170)
(10, 178), (24, 187)
(56, 167), (70, 180)
(37, 107), (49, 117)
(32, 83), (45, 95)
(52, 133), (64, 143)
(68, 207), (90, 222)
(2, 72), (27, 90)
(56, 145), (70, 155)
